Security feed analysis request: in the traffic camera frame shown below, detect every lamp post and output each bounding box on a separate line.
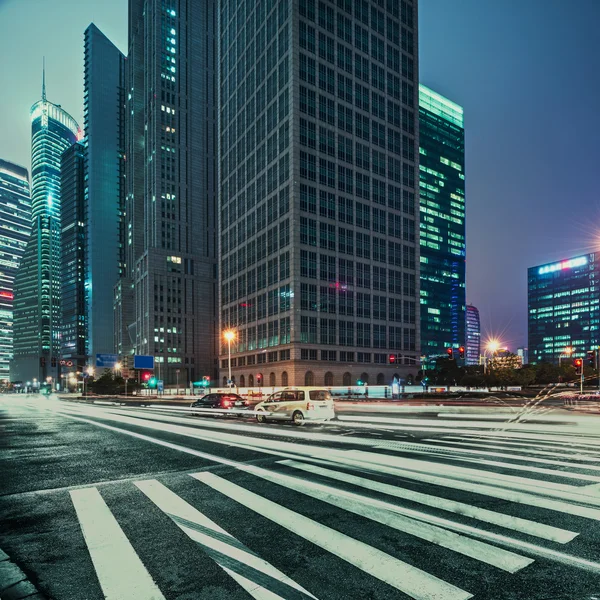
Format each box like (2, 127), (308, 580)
(223, 330), (235, 388)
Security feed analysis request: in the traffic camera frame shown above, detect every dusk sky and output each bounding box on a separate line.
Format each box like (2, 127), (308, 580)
(1, 0), (599, 350)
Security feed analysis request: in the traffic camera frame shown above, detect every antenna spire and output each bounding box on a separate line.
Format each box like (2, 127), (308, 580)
(42, 57), (46, 101)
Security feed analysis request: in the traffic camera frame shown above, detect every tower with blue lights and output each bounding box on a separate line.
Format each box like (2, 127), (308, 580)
(418, 85), (466, 361)
(12, 71), (80, 383)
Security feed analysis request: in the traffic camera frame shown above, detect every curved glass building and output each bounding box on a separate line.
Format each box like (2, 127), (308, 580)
(0, 160), (31, 382)
(12, 81), (80, 383)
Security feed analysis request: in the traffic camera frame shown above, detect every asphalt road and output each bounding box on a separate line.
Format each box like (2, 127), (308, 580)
(2, 395), (600, 600)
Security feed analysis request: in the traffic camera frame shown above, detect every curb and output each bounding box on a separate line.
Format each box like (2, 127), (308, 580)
(0, 548), (46, 600)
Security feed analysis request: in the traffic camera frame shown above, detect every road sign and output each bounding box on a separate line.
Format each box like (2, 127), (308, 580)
(133, 355), (155, 369)
(157, 380), (164, 393)
(96, 353), (119, 368)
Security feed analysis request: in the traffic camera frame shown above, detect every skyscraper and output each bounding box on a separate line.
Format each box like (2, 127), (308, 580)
(465, 304), (480, 366)
(218, 0), (420, 387)
(118, 0), (217, 383)
(60, 142), (87, 371)
(12, 74), (80, 383)
(0, 160), (31, 381)
(418, 85), (466, 359)
(528, 253), (599, 364)
(84, 24), (126, 362)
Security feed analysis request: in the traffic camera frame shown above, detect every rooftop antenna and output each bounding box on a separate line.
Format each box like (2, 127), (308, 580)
(42, 57), (46, 101)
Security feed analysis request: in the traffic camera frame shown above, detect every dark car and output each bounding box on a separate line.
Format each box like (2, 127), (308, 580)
(190, 393), (247, 415)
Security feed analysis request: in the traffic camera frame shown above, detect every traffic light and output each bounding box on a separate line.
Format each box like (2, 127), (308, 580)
(459, 346), (465, 359)
(148, 377), (157, 389)
(574, 358), (583, 375)
(51, 357), (57, 367)
(142, 371), (151, 382)
(357, 379), (364, 386)
(446, 348), (454, 359)
(201, 376), (211, 388)
(587, 350), (596, 368)
(257, 373), (263, 386)
(40, 356), (46, 367)
(389, 354), (397, 364)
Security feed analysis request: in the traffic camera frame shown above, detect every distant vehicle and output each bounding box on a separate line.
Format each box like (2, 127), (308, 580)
(190, 393), (247, 415)
(254, 388), (335, 425)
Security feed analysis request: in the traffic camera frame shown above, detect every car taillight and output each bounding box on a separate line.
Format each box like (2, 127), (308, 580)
(307, 402), (315, 410)
(222, 400), (231, 408)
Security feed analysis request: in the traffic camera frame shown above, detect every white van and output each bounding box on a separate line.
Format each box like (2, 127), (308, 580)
(254, 388), (335, 425)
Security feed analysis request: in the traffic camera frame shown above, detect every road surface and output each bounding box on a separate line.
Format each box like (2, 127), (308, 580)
(1, 394), (600, 600)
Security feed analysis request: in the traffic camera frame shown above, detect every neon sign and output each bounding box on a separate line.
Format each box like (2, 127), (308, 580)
(538, 256), (588, 275)
(0, 291), (13, 300)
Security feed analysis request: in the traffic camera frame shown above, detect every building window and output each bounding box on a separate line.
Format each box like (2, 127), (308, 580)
(281, 371), (289, 386)
(305, 371), (315, 386)
(324, 372), (334, 386)
(343, 372), (352, 386)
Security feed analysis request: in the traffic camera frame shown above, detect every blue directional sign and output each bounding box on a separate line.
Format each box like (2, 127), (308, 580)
(96, 353), (119, 368)
(133, 355), (155, 369)
(157, 380), (164, 393)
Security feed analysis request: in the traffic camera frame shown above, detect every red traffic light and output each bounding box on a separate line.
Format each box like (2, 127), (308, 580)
(459, 346), (465, 359)
(446, 348), (454, 357)
(389, 354), (396, 364)
(574, 358), (583, 367)
(143, 372), (151, 381)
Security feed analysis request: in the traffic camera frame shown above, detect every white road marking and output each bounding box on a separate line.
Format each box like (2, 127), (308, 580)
(212, 467), (534, 573)
(280, 460), (577, 544)
(135, 479), (317, 600)
(192, 472), (473, 600)
(70, 487), (165, 600)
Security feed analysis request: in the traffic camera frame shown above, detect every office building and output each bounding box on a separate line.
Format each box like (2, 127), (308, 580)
(418, 85), (465, 358)
(84, 24), (126, 363)
(12, 75), (80, 383)
(218, 0), (420, 387)
(0, 160), (31, 381)
(516, 347), (528, 366)
(60, 142), (87, 371)
(117, 0), (217, 384)
(528, 253), (599, 364)
(465, 304), (480, 365)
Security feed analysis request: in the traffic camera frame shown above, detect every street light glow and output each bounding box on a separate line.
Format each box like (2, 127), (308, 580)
(223, 330), (235, 342)
(486, 339), (501, 354)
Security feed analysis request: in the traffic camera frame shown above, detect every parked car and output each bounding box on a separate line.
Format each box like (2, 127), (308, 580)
(190, 393), (247, 415)
(254, 388), (335, 425)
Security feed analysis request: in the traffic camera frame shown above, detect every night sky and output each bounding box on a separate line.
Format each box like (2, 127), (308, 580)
(1, 0), (599, 350)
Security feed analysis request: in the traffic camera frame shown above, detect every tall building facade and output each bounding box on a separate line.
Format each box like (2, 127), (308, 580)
(465, 303), (480, 365)
(12, 79), (80, 383)
(418, 85), (465, 359)
(528, 253), (599, 364)
(118, 0), (217, 384)
(84, 24), (126, 362)
(60, 142), (87, 371)
(0, 160), (31, 381)
(218, 0), (420, 387)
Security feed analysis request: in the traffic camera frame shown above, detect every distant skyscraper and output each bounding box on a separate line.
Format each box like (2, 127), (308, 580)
(118, 0), (217, 383)
(218, 0), (420, 387)
(465, 304), (480, 365)
(60, 142), (87, 370)
(516, 347), (528, 365)
(0, 160), (31, 381)
(418, 85), (466, 358)
(528, 253), (599, 364)
(12, 73), (80, 383)
(83, 24), (126, 363)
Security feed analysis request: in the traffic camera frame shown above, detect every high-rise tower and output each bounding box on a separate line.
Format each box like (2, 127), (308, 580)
(0, 160), (31, 381)
(12, 72), (80, 383)
(465, 304), (480, 366)
(418, 85), (466, 360)
(218, 0), (420, 387)
(118, 0), (217, 383)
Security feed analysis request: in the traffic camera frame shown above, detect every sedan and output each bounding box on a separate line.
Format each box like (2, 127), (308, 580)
(190, 393), (247, 415)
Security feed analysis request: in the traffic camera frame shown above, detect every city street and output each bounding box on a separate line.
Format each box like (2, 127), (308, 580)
(2, 396), (600, 600)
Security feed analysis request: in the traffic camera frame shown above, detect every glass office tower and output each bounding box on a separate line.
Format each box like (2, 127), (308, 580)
(119, 0), (217, 384)
(0, 160), (31, 381)
(419, 84), (466, 359)
(218, 0), (420, 387)
(60, 142), (87, 371)
(12, 77), (80, 383)
(465, 303), (480, 366)
(528, 253), (600, 364)
(84, 24), (126, 363)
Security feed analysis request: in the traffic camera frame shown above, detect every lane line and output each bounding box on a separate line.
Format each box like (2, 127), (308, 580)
(280, 460), (577, 544)
(192, 472), (473, 600)
(135, 479), (317, 600)
(70, 487), (166, 600)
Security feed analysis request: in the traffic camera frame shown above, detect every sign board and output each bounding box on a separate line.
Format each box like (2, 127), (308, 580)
(133, 355), (155, 370)
(157, 380), (164, 393)
(96, 353), (119, 368)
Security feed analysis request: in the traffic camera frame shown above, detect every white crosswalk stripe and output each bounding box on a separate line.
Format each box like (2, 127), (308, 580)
(70, 487), (166, 600)
(135, 479), (318, 600)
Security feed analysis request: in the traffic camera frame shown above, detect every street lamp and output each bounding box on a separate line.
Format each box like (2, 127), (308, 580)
(483, 339), (501, 374)
(223, 330), (235, 388)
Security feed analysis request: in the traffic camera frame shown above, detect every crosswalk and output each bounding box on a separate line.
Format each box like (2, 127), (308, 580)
(60, 434), (600, 599)
(5, 398), (600, 598)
